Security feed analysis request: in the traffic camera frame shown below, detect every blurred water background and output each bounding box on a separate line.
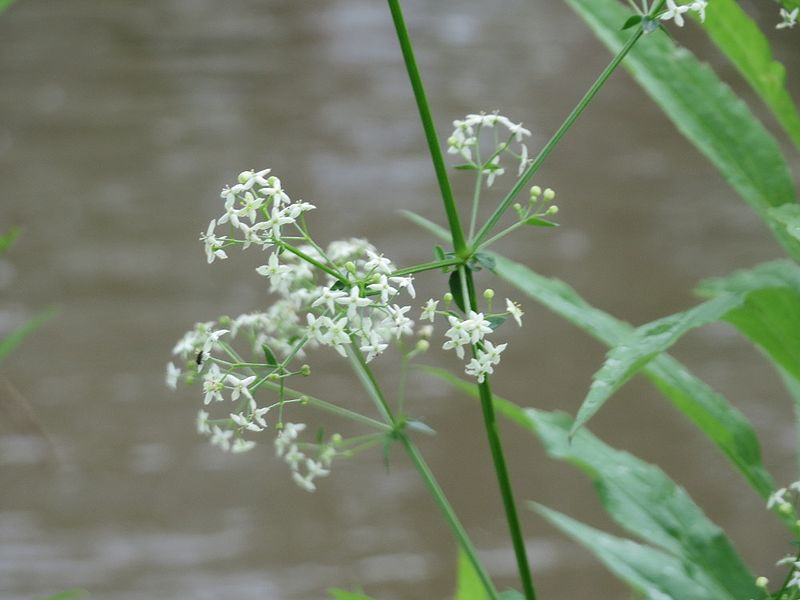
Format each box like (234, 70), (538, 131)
(1, 0), (799, 598)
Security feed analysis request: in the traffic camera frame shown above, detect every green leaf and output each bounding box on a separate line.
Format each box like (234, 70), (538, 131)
(454, 164), (479, 171)
(621, 15), (642, 30)
(490, 253), (775, 499)
(472, 252), (496, 272)
(573, 293), (746, 434)
(767, 204), (800, 245)
(434, 245), (446, 262)
(400, 210), (450, 242)
(698, 260), (800, 384)
(449, 270), (466, 312)
(486, 315), (506, 331)
(262, 343), (279, 367)
(522, 217), (558, 228)
(533, 504), (736, 600)
(0, 309), (56, 364)
(0, 0), (16, 14)
(328, 589), (375, 600)
(701, 0), (800, 151)
(0, 226), (21, 255)
(565, 0), (800, 259)
(526, 409), (757, 598)
(456, 548), (488, 600)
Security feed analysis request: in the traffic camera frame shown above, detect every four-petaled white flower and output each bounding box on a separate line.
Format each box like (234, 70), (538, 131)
(166, 362), (181, 390)
(201, 220), (228, 264)
(233, 168), (271, 193)
(202, 364), (226, 404)
(777, 7), (798, 29)
(421, 299), (438, 322)
(660, 0), (690, 26)
(335, 286), (372, 319)
(225, 373), (256, 402)
(368, 275), (397, 304)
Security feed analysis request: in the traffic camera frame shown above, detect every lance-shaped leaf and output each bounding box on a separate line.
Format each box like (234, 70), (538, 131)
(572, 293), (746, 435)
(490, 254), (774, 499)
(533, 504), (737, 600)
(564, 0), (800, 260)
(701, 0), (800, 151)
(527, 409), (758, 598)
(0, 309), (56, 364)
(698, 260), (800, 384)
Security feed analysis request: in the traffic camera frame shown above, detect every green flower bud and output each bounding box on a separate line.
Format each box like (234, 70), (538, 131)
(530, 185), (541, 199)
(543, 187), (556, 202)
(756, 576), (769, 589)
(545, 205), (559, 216)
(443, 292), (454, 304)
(268, 372), (280, 381)
(345, 261), (357, 274)
(332, 433), (343, 444)
(483, 288), (495, 300)
(779, 501), (794, 515)
(415, 339), (430, 352)
(299, 395), (309, 405)
(301, 364), (311, 376)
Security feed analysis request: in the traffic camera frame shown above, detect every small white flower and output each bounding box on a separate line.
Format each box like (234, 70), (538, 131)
(777, 7), (798, 29)
(306, 459), (330, 479)
(200, 220), (228, 264)
(483, 156), (504, 187)
(166, 362), (181, 390)
(390, 275), (416, 299)
(210, 425), (234, 451)
(264, 206), (295, 239)
(360, 329), (388, 363)
(284, 444), (305, 469)
(462, 311), (493, 344)
(230, 411), (263, 432)
(306, 313), (328, 344)
(233, 168), (271, 193)
(506, 298), (524, 327)
(237, 192), (264, 224)
(259, 175), (291, 206)
(364, 251), (394, 274)
(231, 438), (257, 453)
(690, 0), (707, 22)
(480, 340), (507, 366)
(767, 487), (788, 509)
(312, 286), (348, 313)
(202, 364), (226, 404)
(660, 0), (690, 26)
(324, 317), (351, 355)
(335, 286), (372, 319)
(256, 253), (292, 290)
(421, 299), (438, 322)
(368, 275), (398, 304)
(196, 409), (211, 434)
(225, 373), (256, 402)
(292, 471), (316, 492)
(202, 328), (229, 356)
(384, 304), (414, 338)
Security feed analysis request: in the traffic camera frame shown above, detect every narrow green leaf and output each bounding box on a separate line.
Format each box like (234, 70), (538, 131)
(400, 210), (450, 242)
(573, 293), (746, 434)
(526, 409), (758, 598)
(565, 0), (800, 258)
(454, 164), (479, 171)
(456, 548), (488, 600)
(621, 15), (642, 30)
(486, 315), (506, 331)
(434, 245), (446, 262)
(522, 217), (558, 228)
(0, 309), (56, 364)
(701, 0), (800, 150)
(262, 343), (279, 367)
(473, 252), (496, 271)
(449, 270), (466, 312)
(767, 204), (800, 245)
(698, 260), (800, 384)
(0, 226), (21, 255)
(490, 254), (775, 499)
(533, 504), (735, 600)
(328, 589), (375, 600)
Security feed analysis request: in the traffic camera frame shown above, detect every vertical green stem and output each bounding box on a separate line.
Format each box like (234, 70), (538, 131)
(472, 26), (645, 249)
(399, 434), (500, 600)
(386, 0), (468, 257)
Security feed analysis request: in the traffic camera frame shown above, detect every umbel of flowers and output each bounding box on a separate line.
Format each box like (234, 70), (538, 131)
(167, 166), (525, 490)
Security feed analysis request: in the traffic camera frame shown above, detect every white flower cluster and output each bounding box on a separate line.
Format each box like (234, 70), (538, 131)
(777, 7), (798, 29)
(422, 294), (524, 383)
(274, 422), (338, 492)
(447, 112), (532, 186)
(658, 0), (707, 26)
(168, 169), (423, 491)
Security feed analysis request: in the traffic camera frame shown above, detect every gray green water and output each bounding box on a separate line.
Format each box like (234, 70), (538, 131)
(1, 0), (799, 598)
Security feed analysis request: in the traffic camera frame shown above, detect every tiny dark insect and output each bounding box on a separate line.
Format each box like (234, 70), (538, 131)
(196, 351), (204, 366)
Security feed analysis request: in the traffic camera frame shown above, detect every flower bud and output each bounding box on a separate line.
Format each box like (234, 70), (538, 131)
(543, 187), (556, 202)
(238, 170), (252, 184)
(756, 576), (769, 589)
(301, 364), (311, 376)
(332, 433), (343, 444)
(345, 261), (357, 274)
(299, 395), (309, 405)
(779, 501), (793, 515)
(530, 185), (541, 199)
(415, 339), (430, 352)
(483, 288), (495, 300)
(268, 372), (280, 381)
(219, 315), (232, 326)
(443, 292), (454, 304)
(545, 205), (559, 216)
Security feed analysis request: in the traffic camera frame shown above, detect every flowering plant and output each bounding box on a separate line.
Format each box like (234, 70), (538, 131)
(168, 0), (800, 597)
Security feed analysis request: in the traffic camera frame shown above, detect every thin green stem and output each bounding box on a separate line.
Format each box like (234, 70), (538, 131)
(399, 433), (500, 600)
(281, 241), (348, 285)
(468, 170), (484, 242)
(386, 0), (467, 257)
(391, 257), (461, 277)
(478, 220), (527, 250)
(472, 26), (645, 250)
(347, 344), (395, 424)
(463, 268), (537, 600)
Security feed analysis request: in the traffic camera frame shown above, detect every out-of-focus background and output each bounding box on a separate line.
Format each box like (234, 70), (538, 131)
(1, 0), (799, 598)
